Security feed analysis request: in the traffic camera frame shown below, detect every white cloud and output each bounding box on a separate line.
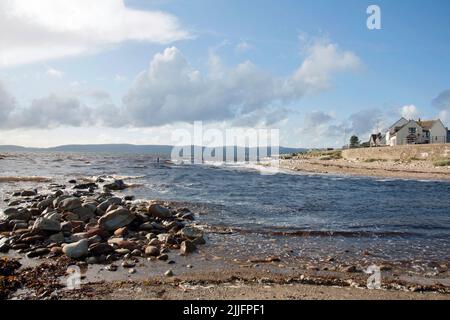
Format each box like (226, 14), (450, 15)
(285, 39), (362, 96)
(401, 105), (419, 120)
(0, 38), (362, 130)
(235, 41), (252, 53)
(122, 40), (361, 127)
(46, 67), (64, 78)
(7, 94), (94, 129)
(0, 0), (190, 68)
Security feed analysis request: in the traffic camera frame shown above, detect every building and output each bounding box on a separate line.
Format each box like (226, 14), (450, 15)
(369, 133), (386, 147)
(384, 118), (447, 146)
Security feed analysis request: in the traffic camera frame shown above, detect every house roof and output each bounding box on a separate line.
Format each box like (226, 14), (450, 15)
(417, 120), (438, 130)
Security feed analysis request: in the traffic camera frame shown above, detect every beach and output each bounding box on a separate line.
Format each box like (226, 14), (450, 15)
(280, 152), (450, 181)
(1, 152), (449, 300)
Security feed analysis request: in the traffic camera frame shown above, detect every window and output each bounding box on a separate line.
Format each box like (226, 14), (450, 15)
(408, 127), (416, 134)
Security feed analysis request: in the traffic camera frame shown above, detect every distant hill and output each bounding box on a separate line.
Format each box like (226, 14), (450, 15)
(0, 144), (307, 155)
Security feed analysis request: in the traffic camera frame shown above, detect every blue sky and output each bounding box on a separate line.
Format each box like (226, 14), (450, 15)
(0, 0), (449, 147)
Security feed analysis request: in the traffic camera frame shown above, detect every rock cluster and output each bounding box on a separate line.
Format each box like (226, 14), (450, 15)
(0, 181), (205, 267)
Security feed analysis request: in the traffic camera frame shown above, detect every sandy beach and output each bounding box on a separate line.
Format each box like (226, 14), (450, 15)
(280, 156), (450, 181)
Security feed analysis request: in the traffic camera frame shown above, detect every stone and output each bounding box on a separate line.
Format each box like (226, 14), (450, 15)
(148, 238), (160, 246)
(60, 221), (73, 233)
(48, 233), (65, 244)
(182, 213), (195, 221)
(157, 233), (176, 244)
(72, 206), (95, 222)
(98, 207), (135, 231)
(342, 265), (358, 273)
(63, 239), (89, 259)
(33, 217), (61, 232)
(122, 260), (136, 268)
(50, 247), (63, 255)
(26, 248), (50, 258)
(105, 264), (118, 272)
(89, 243), (115, 256)
(2, 207), (32, 221)
(21, 190), (37, 197)
(116, 240), (139, 251)
(180, 240), (197, 256)
(73, 183), (98, 190)
(63, 212), (80, 221)
(131, 249), (142, 256)
(178, 227), (204, 241)
(114, 227), (128, 237)
(58, 197), (82, 211)
(157, 254), (169, 261)
(98, 197), (123, 212)
(128, 268), (136, 274)
(103, 180), (127, 191)
(144, 246), (160, 257)
(85, 227), (109, 239)
(115, 248), (130, 255)
(164, 269), (174, 277)
(38, 198), (54, 211)
(148, 204), (172, 219)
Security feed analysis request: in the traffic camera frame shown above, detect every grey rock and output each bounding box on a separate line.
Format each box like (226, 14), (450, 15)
(33, 217), (61, 232)
(58, 197), (82, 211)
(98, 207), (135, 231)
(148, 204), (172, 219)
(63, 239), (89, 259)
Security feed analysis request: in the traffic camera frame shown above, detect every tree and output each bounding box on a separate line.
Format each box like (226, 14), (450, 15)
(350, 135), (360, 148)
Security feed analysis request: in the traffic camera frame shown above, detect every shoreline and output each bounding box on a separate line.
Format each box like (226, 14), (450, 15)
(1, 167), (449, 300)
(279, 158), (450, 181)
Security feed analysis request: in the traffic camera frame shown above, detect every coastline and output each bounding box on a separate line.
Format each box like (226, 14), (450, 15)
(279, 158), (450, 181)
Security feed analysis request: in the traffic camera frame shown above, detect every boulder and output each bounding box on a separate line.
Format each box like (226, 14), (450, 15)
(89, 243), (114, 256)
(98, 207), (135, 231)
(33, 217), (61, 232)
(180, 240), (197, 255)
(98, 197), (122, 212)
(103, 180), (127, 191)
(58, 197), (82, 211)
(73, 183), (98, 190)
(21, 190), (37, 197)
(178, 226), (204, 240)
(1, 207), (31, 221)
(63, 239), (89, 259)
(148, 204), (172, 219)
(144, 246), (160, 257)
(72, 205), (95, 222)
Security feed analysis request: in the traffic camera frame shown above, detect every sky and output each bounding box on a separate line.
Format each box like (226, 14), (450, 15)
(0, 0), (449, 148)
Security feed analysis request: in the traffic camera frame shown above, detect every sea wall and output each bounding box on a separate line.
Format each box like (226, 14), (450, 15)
(342, 143), (450, 161)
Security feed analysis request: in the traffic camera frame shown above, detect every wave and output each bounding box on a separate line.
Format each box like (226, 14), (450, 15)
(0, 176), (52, 183)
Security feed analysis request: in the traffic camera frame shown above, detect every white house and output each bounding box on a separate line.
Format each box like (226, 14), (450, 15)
(417, 119), (447, 144)
(384, 118), (448, 146)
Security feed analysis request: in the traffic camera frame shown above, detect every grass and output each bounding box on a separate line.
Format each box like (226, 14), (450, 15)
(363, 158), (387, 163)
(433, 159), (450, 167)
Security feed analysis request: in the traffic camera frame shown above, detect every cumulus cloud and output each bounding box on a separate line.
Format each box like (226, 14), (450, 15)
(0, 0), (190, 68)
(401, 105), (419, 120)
(6, 94), (94, 129)
(0, 38), (361, 130)
(122, 41), (361, 127)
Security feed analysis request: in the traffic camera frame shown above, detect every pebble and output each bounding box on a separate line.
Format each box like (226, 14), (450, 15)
(164, 269), (174, 277)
